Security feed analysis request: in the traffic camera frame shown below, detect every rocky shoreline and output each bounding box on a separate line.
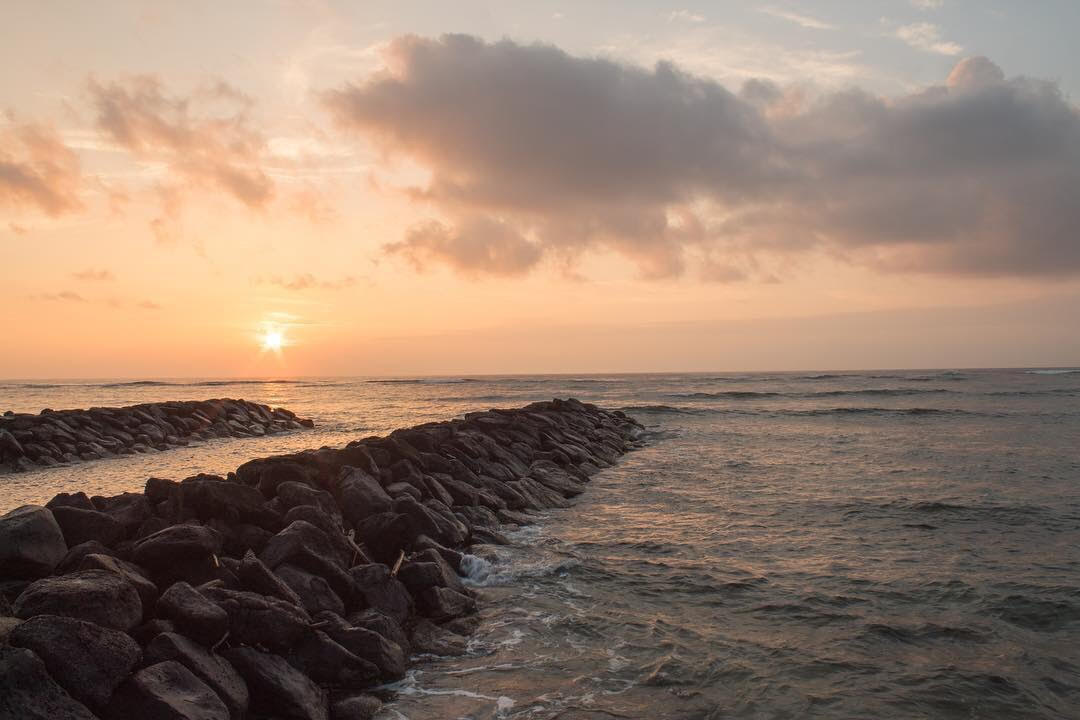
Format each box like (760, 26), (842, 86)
(0, 399), (315, 474)
(0, 398), (643, 720)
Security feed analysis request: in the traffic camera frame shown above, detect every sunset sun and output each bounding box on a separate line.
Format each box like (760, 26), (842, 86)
(259, 328), (285, 352)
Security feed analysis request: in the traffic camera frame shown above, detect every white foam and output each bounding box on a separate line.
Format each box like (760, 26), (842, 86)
(460, 553), (494, 585)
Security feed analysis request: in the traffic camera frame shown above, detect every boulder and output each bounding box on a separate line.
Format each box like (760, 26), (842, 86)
(313, 611), (405, 681)
(200, 587), (310, 651)
(280, 504), (354, 567)
(0, 646), (98, 720)
(348, 563), (413, 625)
(393, 496), (467, 547)
(9, 614), (141, 711)
(46, 492), (95, 511)
(421, 586), (477, 620)
(77, 553), (158, 612)
(347, 608), (409, 653)
(144, 632), (248, 720)
(145, 476), (179, 504)
(337, 468), (392, 526)
(236, 550), (304, 607)
(55, 539), (115, 574)
(157, 581), (230, 645)
(176, 478), (280, 530)
(353, 512), (413, 565)
(109, 660), (229, 720)
(0, 505), (67, 579)
(331, 694), (382, 720)
(286, 629), (380, 687)
(259, 520), (353, 599)
(400, 548), (467, 594)
(93, 491), (153, 533)
(224, 647), (329, 720)
(13, 569), (142, 630)
(275, 564), (345, 616)
(50, 504), (126, 547)
(133, 524), (222, 585)
(276, 481), (341, 520)
(409, 618), (467, 656)
(131, 618), (176, 646)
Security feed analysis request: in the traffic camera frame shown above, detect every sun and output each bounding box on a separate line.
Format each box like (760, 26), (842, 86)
(259, 329), (285, 352)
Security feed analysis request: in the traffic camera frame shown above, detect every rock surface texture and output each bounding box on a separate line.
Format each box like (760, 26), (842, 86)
(0, 398), (314, 473)
(0, 398), (642, 719)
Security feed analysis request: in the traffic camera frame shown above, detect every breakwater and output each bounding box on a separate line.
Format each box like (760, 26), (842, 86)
(0, 398), (643, 719)
(0, 399), (315, 474)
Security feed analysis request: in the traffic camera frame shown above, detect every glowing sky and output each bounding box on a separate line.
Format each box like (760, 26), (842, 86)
(2, 1), (1078, 377)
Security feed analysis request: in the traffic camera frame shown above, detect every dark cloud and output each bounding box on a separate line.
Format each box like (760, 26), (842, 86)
(324, 36), (1080, 279)
(72, 268), (115, 281)
(0, 124), (82, 216)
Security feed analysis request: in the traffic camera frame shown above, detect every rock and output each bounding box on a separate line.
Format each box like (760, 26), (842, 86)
(224, 647), (329, 720)
(157, 581), (230, 645)
(237, 459), (315, 497)
(275, 564), (345, 616)
(353, 512), (412, 565)
(0, 646), (98, 720)
(313, 611), (406, 681)
(219, 522), (272, 557)
(46, 492), (95, 511)
(55, 539), (115, 574)
(9, 614), (142, 711)
(331, 694), (382, 720)
(409, 618), (467, 656)
(420, 586), (477, 620)
(131, 618), (176, 646)
(176, 477), (279, 530)
(236, 550), (304, 607)
(0, 505), (68, 579)
(336, 467), (392, 526)
(0, 616), (22, 644)
(441, 614), (482, 637)
(133, 524), (222, 585)
(259, 521), (353, 599)
(280, 505), (354, 567)
(49, 505), (125, 547)
(393, 496), (467, 547)
(200, 587), (310, 651)
(93, 491), (153, 532)
(144, 632), (248, 720)
(77, 553), (158, 612)
(401, 548), (467, 594)
(287, 629), (380, 687)
(145, 476), (179, 504)
(385, 481), (422, 501)
(276, 481), (340, 520)
(13, 569), (142, 631)
(348, 563), (413, 625)
(109, 660), (229, 720)
(414, 534), (464, 572)
(346, 608), (409, 653)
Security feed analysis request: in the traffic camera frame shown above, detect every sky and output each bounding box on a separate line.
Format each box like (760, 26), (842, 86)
(1, 0), (1078, 377)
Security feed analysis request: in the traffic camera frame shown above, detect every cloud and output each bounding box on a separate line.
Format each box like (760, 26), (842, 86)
(88, 76), (273, 208)
(325, 36), (1080, 279)
(257, 273), (358, 290)
(668, 10), (705, 24)
(910, 0), (944, 8)
(0, 123), (82, 215)
(137, 299), (161, 310)
(896, 22), (962, 55)
(72, 268), (115, 281)
(759, 7), (833, 30)
(34, 291), (87, 302)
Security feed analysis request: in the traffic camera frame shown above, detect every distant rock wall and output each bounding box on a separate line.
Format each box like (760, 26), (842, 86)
(0, 398), (643, 720)
(0, 399), (314, 474)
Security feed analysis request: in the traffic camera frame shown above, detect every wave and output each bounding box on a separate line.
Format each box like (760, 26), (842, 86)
(364, 378), (480, 385)
(623, 405), (979, 418)
(2, 379), (314, 390)
(1025, 369), (1080, 375)
(667, 388), (955, 400)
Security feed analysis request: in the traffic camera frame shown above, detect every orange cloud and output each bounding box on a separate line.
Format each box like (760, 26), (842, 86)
(0, 123), (82, 216)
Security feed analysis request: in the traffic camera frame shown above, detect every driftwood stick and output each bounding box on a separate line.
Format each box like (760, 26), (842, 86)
(390, 549), (405, 577)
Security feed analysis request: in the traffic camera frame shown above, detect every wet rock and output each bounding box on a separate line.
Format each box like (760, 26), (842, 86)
(275, 564), (345, 616)
(14, 569), (142, 630)
(346, 608), (409, 653)
(409, 618), (467, 656)
(133, 524), (222, 585)
(157, 581), (230, 645)
(413, 534), (464, 572)
(109, 660), (229, 720)
(144, 632), (249, 720)
(224, 646), (329, 720)
(420, 586), (477, 620)
(399, 548), (467, 595)
(337, 467), (392, 526)
(287, 629), (380, 687)
(77, 553), (158, 612)
(348, 563), (413, 625)
(9, 614), (142, 711)
(200, 586), (310, 651)
(331, 694), (382, 720)
(441, 614), (482, 637)
(313, 611), (405, 681)
(0, 505), (68, 579)
(236, 549), (304, 607)
(0, 646), (98, 720)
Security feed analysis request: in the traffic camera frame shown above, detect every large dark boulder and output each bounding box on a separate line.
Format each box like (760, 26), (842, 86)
(236, 549), (304, 606)
(0, 505), (67, 579)
(50, 505), (125, 547)
(200, 586), (310, 651)
(108, 660), (230, 720)
(347, 608), (409, 653)
(331, 694), (382, 720)
(399, 548), (467, 595)
(236, 458), (315, 497)
(224, 647), (329, 720)
(157, 581), (230, 645)
(353, 512), (412, 565)
(313, 611), (405, 681)
(144, 632), (249, 720)
(259, 520), (353, 598)
(421, 586), (477, 621)
(56, 539), (115, 574)
(46, 492), (95, 511)
(93, 491), (153, 533)
(337, 467), (392, 526)
(0, 646), (98, 720)
(392, 496), (467, 547)
(9, 614), (141, 711)
(348, 563), (413, 625)
(176, 477), (280, 530)
(276, 481), (340, 519)
(275, 564), (345, 616)
(132, 524), (222, 585)
(13, 569), (142, 630)
(286, 630), (380, 687)
(409, 618), (467, 656)
(77, 553), (158, 612)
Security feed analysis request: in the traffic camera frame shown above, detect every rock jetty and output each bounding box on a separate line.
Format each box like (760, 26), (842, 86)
(0, 398), (643, 720)
(0, 399), (314, 474)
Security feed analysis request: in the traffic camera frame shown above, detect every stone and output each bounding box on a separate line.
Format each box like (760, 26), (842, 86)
(0, 505), (67, 579)
(145, 476), (179, 504)
(157, 581), (230, 645)
(259, 520), (353, 599)
(50, 505), (125, 547)
(353, 512), (413, 565)
(336, 467), (392, 526)
(346, 608), (409, 653)
(109, 660), (229, 720)
(93, 491), (153, 532)
(0, 646), (98, 720)
(144, 632), (249, 720)
(77, 553), (158, 612)
(414, 534), (465, 572)
(133, 524), (222, 585)
(55, 539), (115, 574)
(275, 564), (345, 616)
(219, 522), (272, 557)
(281, 505), (353, 567)
(224, 647), (329, 720)
(348, 563), (413, 625)
(385, 481), (422, 501)
(13, 569), (142, 631)
(237, 458), (316, 497)
(420, 586), (477, 620)
(9, 614), (141, 711)
(177, 477), (280, 530)
(331, 694), (382, 720)
(287, 629), (380, 687)
(131, 618), (176, 646)
(276, 481), (340, 520)
(46, 492), (95, 511)
(402, 548), (467, 594)
(410, 618), (468, 656)
(236, 550), (304, 607)
(200, 587), (310, 651)
(313, 611), (406, 681)
(393, 496), (467, 547)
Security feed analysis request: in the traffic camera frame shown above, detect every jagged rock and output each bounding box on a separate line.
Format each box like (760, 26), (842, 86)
(331, 694), (382, 720)
(259, 520), (353, 599)
(276, 481), (341, 520)
(77, 553), (158, 612)
(50, 505), (125, 547)
(281, 505), (354, 566)
(9, 614), (141, 711)
(399, 548), (468, 595)
(346, 608), (410, 654)
(0, 505), (68, 579)
(145, 476), (179, 504)
(421, 586), (477, 620)
(46, 492), (95, 511)
(236, 550), (304, 606)
(200, 586), (310, 651)
(0, 646), (98, 720)
(55, 539), (115, 574)
(287, 629), (380, 687)
(275, 564), (345, 616)
(337, 467), (392, 526)
(348, 563), (413, 625)
(218, 522), (273, 557)
(157, 581), (230, 645)
(144, 632), (249, 720)
(224, 647), (329, 720)
(313, 611), (405, 681)
(385, 481), (422, 501)
(93, 491), (153, 533)
(131, 618), (176, 645)
(14, 569), (142, 630)
(441, 614), (482, 637)
(409, 618), (468, 656)
(354, 512), (412, 564)
(177, 477), (279, 530)
(109, 660), (229, 720)
(133, 524), (222, 585)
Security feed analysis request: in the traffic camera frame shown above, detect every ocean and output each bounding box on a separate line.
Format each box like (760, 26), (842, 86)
(2, 369), (1079, 719)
